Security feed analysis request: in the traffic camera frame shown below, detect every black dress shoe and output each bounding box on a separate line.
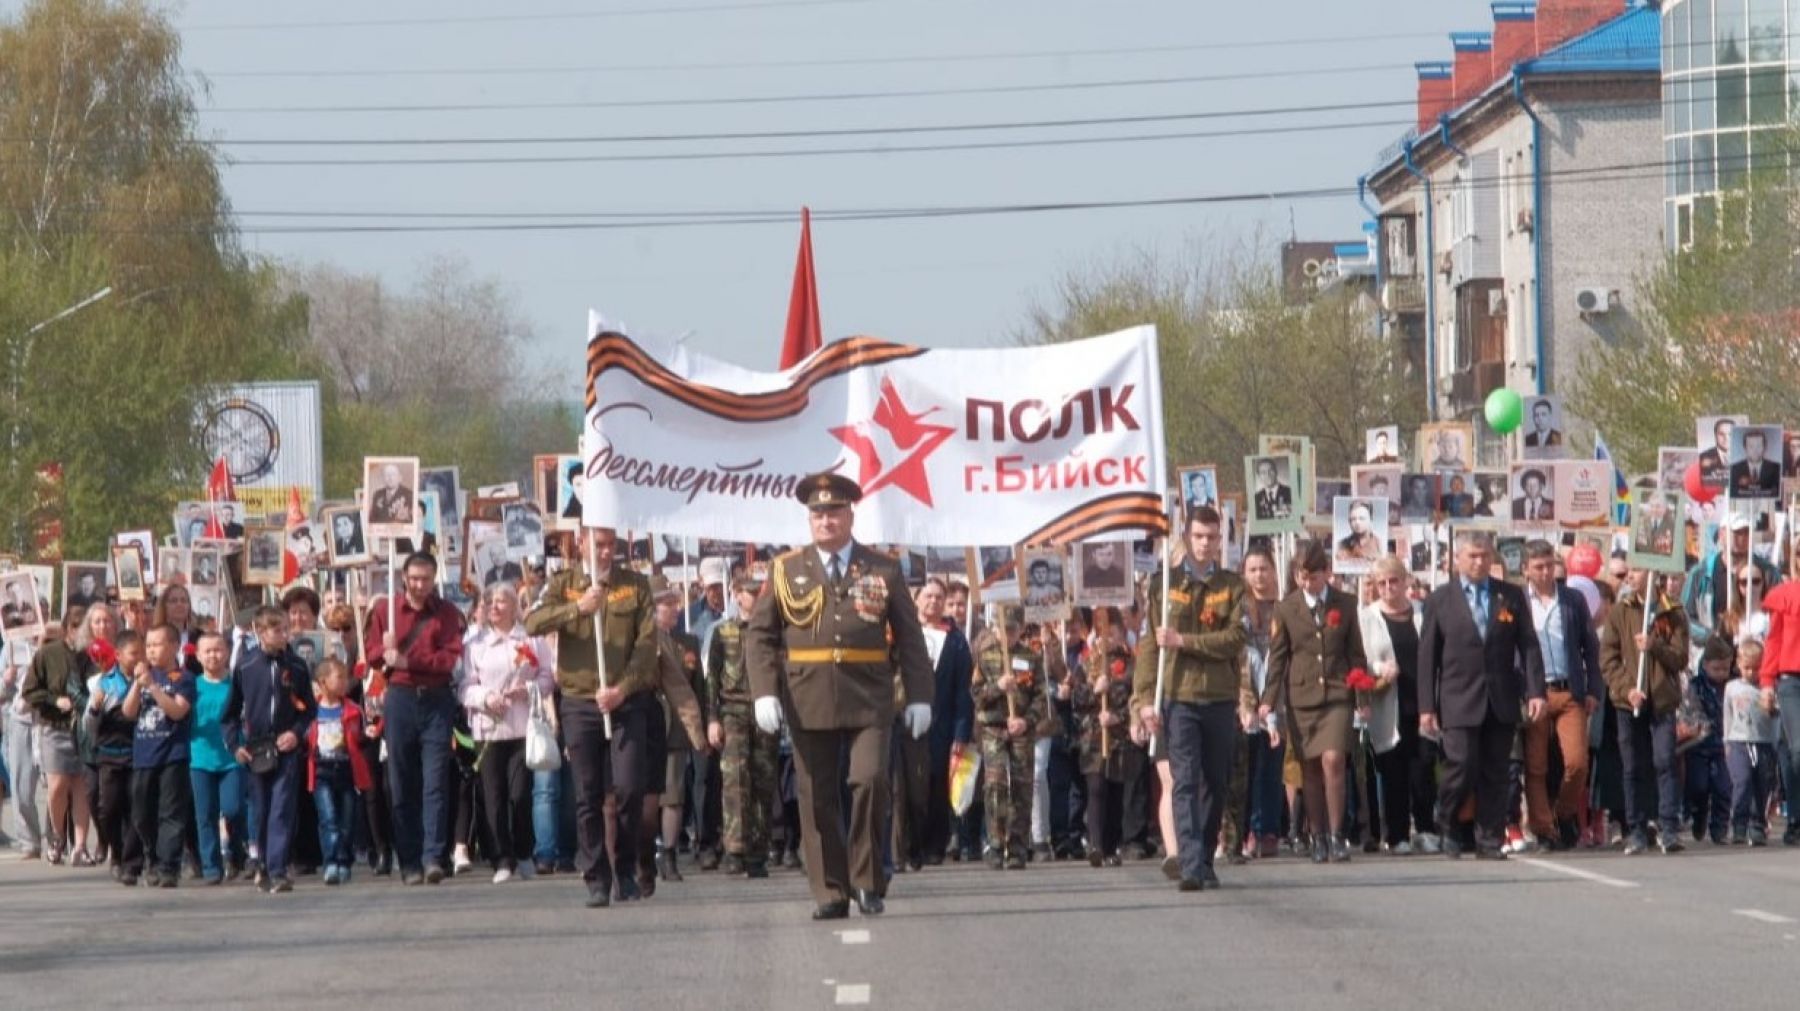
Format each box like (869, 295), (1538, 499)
(745, 861), (769, 879)
(1087, 848), (1103, 868)
(812, 900), (850, 920)
(1177, 877), (1202, 892)
(853, 888), (884, 915)
(1200, 865), (1220, 889)
(585, 885), (612, 909)
(1474, 847), (1508, 861)
(616, 876), (643, 902)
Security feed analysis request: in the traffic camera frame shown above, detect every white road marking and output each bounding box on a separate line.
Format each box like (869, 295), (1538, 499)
(835, 983), (872, 1005)
(1733, 909), (1796, 925)
(836, 929), (871, 945)
(1515, 857), (1640, 889)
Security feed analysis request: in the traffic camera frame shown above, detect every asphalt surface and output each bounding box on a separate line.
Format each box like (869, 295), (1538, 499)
(1, 841), (1795, 1010)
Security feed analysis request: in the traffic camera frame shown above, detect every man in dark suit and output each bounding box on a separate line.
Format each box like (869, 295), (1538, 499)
(1418, 531), (1546, 858)
(1511, 470), (1554, 522)
(1251, 458), (1292, 520)
(1698, 418), (1733, 484)
(745, 473), (934, 920)
(1520, 540), (1602, 850)
(1523, 399), (1562, 449)
(1729, 429), (1781, 497)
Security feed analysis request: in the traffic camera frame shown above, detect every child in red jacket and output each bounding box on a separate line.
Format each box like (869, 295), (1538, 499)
(309, 659), (373, 885)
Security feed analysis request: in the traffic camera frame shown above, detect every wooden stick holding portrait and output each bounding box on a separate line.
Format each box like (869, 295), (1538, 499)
(587, 534), (614, 740)
(1150, 492), (1175, 753)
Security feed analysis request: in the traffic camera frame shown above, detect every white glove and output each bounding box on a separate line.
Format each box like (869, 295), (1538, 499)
(754, 696), (784, 735)
(903, 703), (932, 740)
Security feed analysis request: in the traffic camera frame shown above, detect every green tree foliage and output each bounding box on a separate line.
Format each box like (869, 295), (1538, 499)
(283, 257), (579, 497)
(0, 0), (311, 559)
(1571, 166), (1800, 473)
(1017, 243), (1425, 488)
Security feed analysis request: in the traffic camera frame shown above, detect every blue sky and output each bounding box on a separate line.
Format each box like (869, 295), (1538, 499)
(16, 0), (1496, 384)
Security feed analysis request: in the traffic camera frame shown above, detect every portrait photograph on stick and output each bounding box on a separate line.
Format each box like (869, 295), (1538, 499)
(1510, 464), (1555, 524)
(1365, 425), (1402, 464)
(242, 525), (286, 587)
(1245, 453), (1300, 533)
(363, 455), (421, 539)
(322, 505), (370, 567)
(114, 529), (156, 586)
(110, 543), (146, 602)
(61, 562), (108, 612)
(1519, 396), (1566, 459)
(1728, 423), (1783, 499)
(1419, 422), (1473, 472)
(188, 548), (223, 589)
(1073, 539), (1133, 608)
(1017, 544), (1071, 624)
(1628, 488), (1684, 572)
(1177, 465), (1218, 517)
(0, 570), (44, 643)
(1697, 415), (1747, 490)
(1351, 464), (1403, 513)
(1331, 496), (1387, 573)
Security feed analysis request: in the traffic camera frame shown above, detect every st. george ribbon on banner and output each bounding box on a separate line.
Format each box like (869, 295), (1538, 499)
(578, 312), (1168, 548)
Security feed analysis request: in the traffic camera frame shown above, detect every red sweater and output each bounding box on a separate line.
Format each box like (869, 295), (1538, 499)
(362, 594), (466, 690)
(307, 697), (374, 793)
(1761, 582), (1800, 688)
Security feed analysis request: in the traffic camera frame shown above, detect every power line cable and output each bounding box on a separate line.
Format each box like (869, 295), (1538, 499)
(194, 32), (1452, 78)
(177, 0), (874, 32)
(201, 63), (1414, 115)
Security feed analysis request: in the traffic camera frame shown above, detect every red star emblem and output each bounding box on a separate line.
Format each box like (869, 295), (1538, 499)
(828, 376), (955, 507)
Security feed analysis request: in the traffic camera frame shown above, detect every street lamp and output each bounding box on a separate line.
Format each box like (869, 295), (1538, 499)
(6, 285), (112, 553)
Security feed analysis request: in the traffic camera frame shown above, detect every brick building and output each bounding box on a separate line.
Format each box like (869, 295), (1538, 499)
(1362, 1), (1663, 459)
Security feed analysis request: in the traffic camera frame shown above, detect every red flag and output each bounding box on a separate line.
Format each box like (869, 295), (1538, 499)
(282, 487), (306, 582)
(778, 206), (822, 370)
(202, 457), (235, 539)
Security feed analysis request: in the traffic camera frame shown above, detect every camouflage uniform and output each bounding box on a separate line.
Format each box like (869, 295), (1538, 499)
(707, 617), (778, 865)
(972, 628), (1049, 864)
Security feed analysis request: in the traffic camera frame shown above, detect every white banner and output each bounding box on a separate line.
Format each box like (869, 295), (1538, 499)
(580, 314), (1168, 547)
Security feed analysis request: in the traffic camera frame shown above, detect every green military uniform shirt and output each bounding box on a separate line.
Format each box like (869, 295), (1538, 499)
(523, 563), (658, 698)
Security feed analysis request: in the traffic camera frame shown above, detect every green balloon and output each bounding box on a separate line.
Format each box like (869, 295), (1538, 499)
(1484, 388), (1524, 434)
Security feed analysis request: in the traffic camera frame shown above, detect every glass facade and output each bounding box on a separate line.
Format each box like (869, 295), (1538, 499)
(1662, 0), (1800, 246)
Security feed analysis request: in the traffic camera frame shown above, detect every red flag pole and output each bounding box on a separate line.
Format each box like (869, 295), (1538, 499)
(778, 207), (822, 370)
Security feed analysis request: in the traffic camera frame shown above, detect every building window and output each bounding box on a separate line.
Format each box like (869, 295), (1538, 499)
(1749, 0), (1785, 62)
(1694, 0), (1715, 62)
(1718, 0), (1748, 64)
(1720, 65), (1749, 126)
(1750, 64), (1786, 123)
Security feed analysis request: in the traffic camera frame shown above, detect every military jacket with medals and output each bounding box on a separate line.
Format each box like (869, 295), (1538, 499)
(745, 543), (933, 731)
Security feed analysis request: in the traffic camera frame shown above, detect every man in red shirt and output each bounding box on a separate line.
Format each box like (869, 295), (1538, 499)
(364, 552), (466, 884)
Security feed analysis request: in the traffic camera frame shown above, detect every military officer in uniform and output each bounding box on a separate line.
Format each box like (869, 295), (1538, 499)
(707, 576), (778, 878)
(523, 526), (660, 908)
(745, 473), (934, 920)
(970, 605), (1050, 869)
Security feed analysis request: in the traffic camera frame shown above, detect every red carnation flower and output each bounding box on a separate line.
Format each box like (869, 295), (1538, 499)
(1345, 668), (1377, 692)
(1109, 658), (1127, 679)
(515, 643), (539, 667)
(87, 639), (117, 670)
(182, 642), (198, 657)
(1326, 609), (1343, 629)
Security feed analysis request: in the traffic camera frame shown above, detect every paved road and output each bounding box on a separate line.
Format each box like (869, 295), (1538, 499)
(1, 844), (1795, 1009)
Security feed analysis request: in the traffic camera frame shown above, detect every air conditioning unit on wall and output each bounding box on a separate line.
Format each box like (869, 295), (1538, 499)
(1576, 287), (1619, 314)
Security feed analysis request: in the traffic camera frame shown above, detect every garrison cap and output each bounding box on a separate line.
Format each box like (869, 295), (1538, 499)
(797, 472), (863, 509)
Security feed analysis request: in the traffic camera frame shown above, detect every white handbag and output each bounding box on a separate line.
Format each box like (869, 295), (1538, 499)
(524, 683), (561, 772)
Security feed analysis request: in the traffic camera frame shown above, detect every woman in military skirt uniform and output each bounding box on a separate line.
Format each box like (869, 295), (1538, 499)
(1261, 541), (1369, 864)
